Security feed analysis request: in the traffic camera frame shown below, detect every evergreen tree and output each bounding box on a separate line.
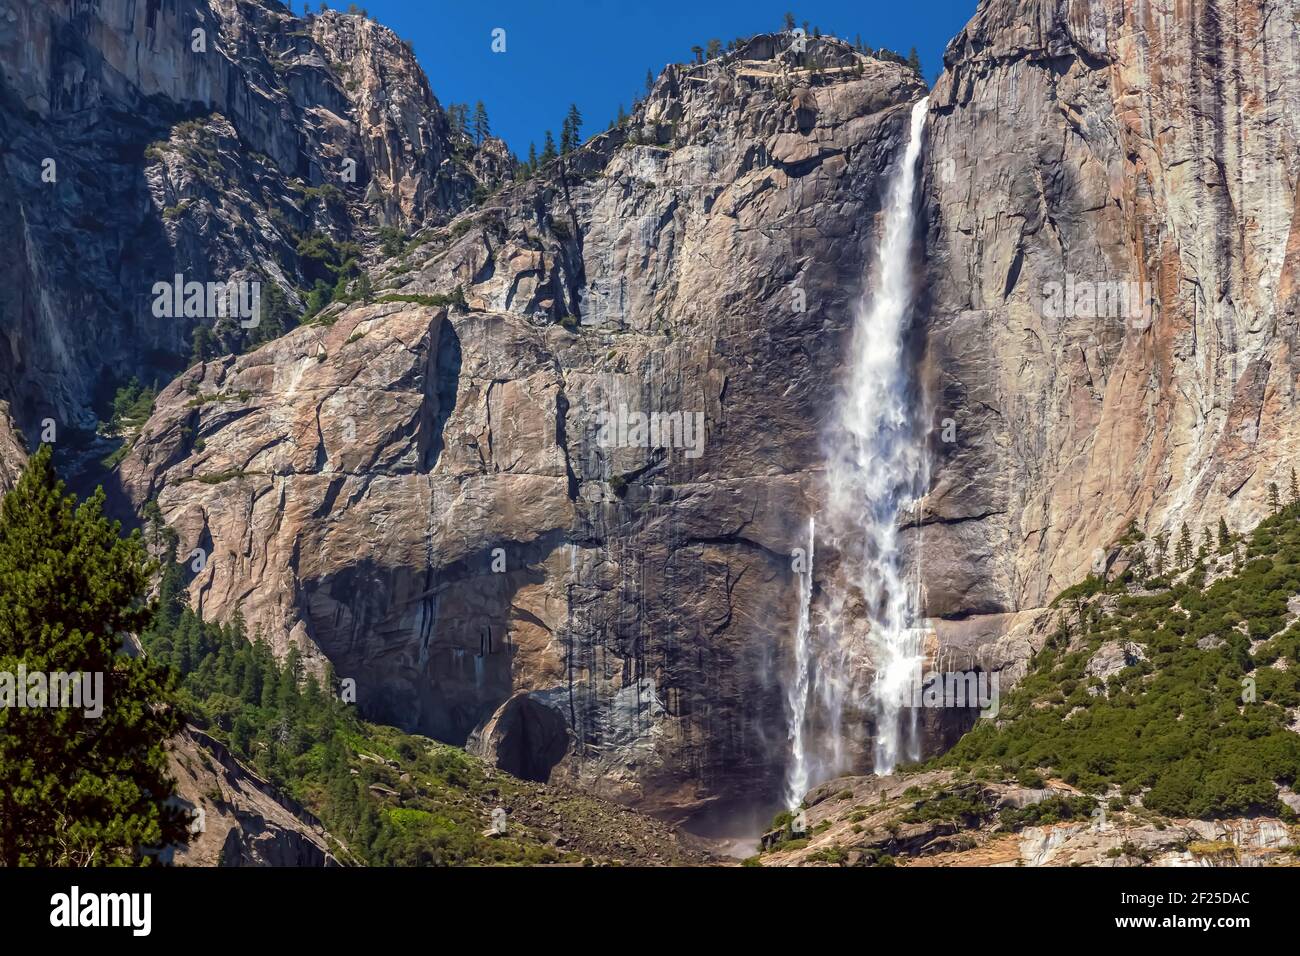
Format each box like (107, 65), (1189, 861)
(190, 323), (212, 366)
(1152, 531), (1170, 577)
(541, 130), (557, 164)
(706, 38), (723, 60)
(1199, 527), (1212, 561)
(783, 12), (796, 30)
(252, 281), (292, 347)
(1218, 516), (1231, 553)
(1269, 482), (1281, 514)
(446, 103), (468, 136)
(907, 47), (922, 73)
(0, 447), (188, 865)
(645, 68), (654, 94)
(472, 101), (490, 145)
(1290, 467), (1298, 506)
(560, 103), (582, 155)
(1177, 522), (1194, 570)
(1129, 546), (1150, 581)
(356, 271), (373, 304)
(527, 142), (537, 173)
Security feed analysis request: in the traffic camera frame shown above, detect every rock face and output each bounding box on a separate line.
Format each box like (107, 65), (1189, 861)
(0, 0), (499, 448)
(166, 726), (338, 866)
(117, 31), (928, 817)
(467, 692), (571, 783)
(0, 403), (25, 493)
(11, 0), (1300, 824)
(918, 0), (1300, 630)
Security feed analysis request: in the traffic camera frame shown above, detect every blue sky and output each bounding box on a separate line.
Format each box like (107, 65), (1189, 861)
(340, 0), (979, 157)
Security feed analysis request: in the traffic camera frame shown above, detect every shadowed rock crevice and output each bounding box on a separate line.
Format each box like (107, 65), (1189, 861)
(467, 692), (571, 783)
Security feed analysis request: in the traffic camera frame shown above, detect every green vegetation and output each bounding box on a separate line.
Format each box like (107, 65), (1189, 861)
(99, 379), (158, 468)
(934, 503), (1300, 820)
(375, 288), (466, 310)
(997, 795), (1096, 831)
(899, 790), (989, 827)
(300, 183), (345, 206)
(806, 843), (848, 864)
(185, 389), (252, 408)
(290, 232), (378, 321)
(108, 379), (157, 434)
(378, 226), (407, 258)
(137, 526), (564, 865)
(560, 103), (583, 155)
(0, 448), (188, 865)
(162, 199), (194, 220)
(188, 279), (299, 363)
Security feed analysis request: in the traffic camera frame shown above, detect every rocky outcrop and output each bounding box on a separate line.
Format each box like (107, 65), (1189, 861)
(759, 770), (1298, 867)
(467, 692), (572, 783)
(118, 32), (928, 817)
(0, 0), (498, 452)
(918, 0), (1300, 627)
(166, 726), (339, 866)
(0, 402), (25, 493)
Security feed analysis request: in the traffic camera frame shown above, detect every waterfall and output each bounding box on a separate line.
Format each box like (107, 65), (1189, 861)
(784, 516), (816, 809)
(803, 95), (930, 791)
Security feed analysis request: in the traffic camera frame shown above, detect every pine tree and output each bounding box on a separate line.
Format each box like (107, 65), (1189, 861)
(706, 39), (722, 60)
(356, 271), (373, 304)
(446, 103), (466, 136)
(1290, 467), (1298, 506)
(784, 12), (796, 30)
(1269, 481), (1281, 514)
(1199, 527), (1212, 561)
(1217, 516), (1231, 553)
(541, 130), (557, 164)
(1177, 523), (1193, 570)
(190, 323), (212, 366)
(645, 68), (654, 94)
(1152, 531), (1170, 577)
(527, 142), (537, 173)
(472, 101), (490, 145)
(560, 103), (582, 155)
(0, 447), (189, 865)
(252, 281), (292, 347)
(1130, 547), (1150, 581)
(907, 47), (922, 73)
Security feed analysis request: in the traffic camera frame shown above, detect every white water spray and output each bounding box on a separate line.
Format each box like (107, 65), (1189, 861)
(792, 96), (930, 796)
(783, 516), (816, 809)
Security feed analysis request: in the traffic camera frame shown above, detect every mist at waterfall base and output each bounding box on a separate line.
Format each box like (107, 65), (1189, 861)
(783, 97), (931, 811)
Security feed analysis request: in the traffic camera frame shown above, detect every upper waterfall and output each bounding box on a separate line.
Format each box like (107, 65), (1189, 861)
(788, 95), (930, 800)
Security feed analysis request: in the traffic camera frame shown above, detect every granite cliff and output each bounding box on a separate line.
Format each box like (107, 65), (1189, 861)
(919, 0), (1300, 671)
(3, 0), (1299, 832)
(113, 25), (928, 817)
